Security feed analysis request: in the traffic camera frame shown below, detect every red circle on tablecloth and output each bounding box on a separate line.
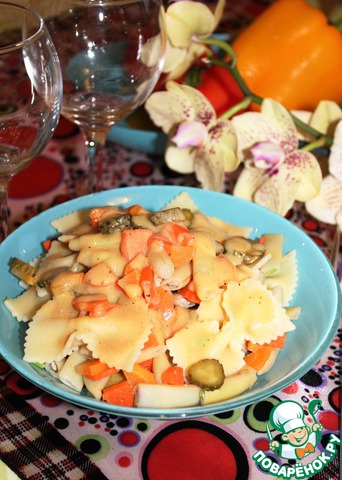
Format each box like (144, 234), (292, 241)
(141, 421), (249, 480)
(9, 155), (63, 198)
(318, 410), (340, 431)
(53, 115), (79, 138)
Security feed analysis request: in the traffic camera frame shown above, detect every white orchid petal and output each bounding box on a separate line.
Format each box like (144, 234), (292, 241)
(232, 113), (276, 152)
(232, 111), (296, 155)
(208, 121), (240, 172)
(194, 153), (225, 191)
(145, 81), (199, 133)
(164, 43), (205, 80)
(261, 99), (297, 141)
(306, 175), (342, 225)
(254, 178), (297, 216)
(309, 100), (342, 136)
(171, 82), (216, 126)
(172, 121), (208, 148)
(272, 150), (322, 203)
(162, 42), (187, 74)
(166, 2), (215, 48)
(233, 167), (266, 202)
(165, 143), (196, 174)
(329, 120), (342, 181)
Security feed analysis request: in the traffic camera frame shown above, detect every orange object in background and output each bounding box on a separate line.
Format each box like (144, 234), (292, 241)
(231, 0), (342, 111)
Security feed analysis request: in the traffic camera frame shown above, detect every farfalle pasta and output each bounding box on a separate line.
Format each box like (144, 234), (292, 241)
(5, 192), (301, 409)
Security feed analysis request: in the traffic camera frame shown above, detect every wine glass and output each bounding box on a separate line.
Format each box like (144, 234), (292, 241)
(0, 2), (62, 243)
(33, 0), (166, 194)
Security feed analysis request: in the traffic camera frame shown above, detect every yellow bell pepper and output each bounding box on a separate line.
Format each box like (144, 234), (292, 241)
(232, 0), (342, 111)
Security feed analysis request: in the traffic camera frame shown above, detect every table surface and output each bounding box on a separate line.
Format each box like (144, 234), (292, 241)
(1, 1), (341, 479)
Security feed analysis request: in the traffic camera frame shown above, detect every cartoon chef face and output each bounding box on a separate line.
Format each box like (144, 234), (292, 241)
(270, 400), (309, 447)
(282, 426), (310, 446)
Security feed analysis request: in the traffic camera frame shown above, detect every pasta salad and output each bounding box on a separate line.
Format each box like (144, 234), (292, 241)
(5, 192), (301, 409)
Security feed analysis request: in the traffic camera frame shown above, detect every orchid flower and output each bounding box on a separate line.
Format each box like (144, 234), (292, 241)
(162, 0), (225, 80)
(145, 81), (240, 190)
(304, 101), (342, 227)
(231, 99), (322, 216)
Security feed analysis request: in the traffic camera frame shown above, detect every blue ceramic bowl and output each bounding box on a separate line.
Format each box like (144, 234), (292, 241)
(0, 186), (340, 419)
(108, 116), (167, 155)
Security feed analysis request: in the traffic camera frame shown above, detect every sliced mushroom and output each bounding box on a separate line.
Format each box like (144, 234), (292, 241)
(224, 237), (266, 266)
(98, 214), (132, 233)
(149, 207), (185, 225)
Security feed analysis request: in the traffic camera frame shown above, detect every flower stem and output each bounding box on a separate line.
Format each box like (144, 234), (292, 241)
(219, 97), (252, 120)
(300, 136), (330, 152)
(207, 53), (333, 146)
(201, 37), (237, 65)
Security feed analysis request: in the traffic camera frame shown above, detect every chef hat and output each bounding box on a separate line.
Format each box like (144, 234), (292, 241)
(270, 400), (305, 433)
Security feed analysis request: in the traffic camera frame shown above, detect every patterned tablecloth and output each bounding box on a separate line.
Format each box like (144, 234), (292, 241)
(1, 1), (341, 479)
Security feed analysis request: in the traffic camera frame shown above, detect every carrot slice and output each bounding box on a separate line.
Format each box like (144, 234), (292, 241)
(161, 366), (185, 385)
(129, 204), (151, 215)
(245, 346), (274, 372)
(169, 244), (195, 268)
(247, 334), (286, 352)
(89, 206), (118, 228)
(102, 380), (135, 407)
(124, 253), (148, 275)
(73, 294), (114, 317)
(76, 359), (119, 380)
(139, 358), (154, 372)
(123, 363), (157, 388)
(120, 229), (153, 261)
(143, 332), (159, 349)
(154, 286), (175, 320)
(43, 240), (52, 251)
(140, 266), (160, 307)
(159, 222), (193, 246)
(178, 280), (201, 304)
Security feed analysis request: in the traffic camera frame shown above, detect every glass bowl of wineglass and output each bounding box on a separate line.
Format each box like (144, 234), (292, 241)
(0, 1), (62, 242)
(34, 0), (166, 193)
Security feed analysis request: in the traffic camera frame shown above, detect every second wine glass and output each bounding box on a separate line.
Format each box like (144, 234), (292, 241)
(34, 0), (166, 194)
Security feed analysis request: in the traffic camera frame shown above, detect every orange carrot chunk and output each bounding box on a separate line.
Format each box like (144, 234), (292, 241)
(73, 294), (114, 317)
(245, 346), (274, 372)
(178, 280), (201, 304)
(102, 380), (135, 407)
(129, 204), (151, 215)
(123, 363), (157, 388)
(154, 286), (175, 320)
(43, 240), (52, 251)
(159, 222), (193, 246)
(247, 333), (287, 352)
(140, 266), (160, 307)
(76, 359), (119, 380)
(120, 228), (153, 261)
(169, 244), (195, 268)
(161, 366), (185, 385)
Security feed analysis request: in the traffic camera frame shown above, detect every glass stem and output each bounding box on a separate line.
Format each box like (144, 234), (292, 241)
(0, 177), (10, 243)
(82, 127), (109, 194)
